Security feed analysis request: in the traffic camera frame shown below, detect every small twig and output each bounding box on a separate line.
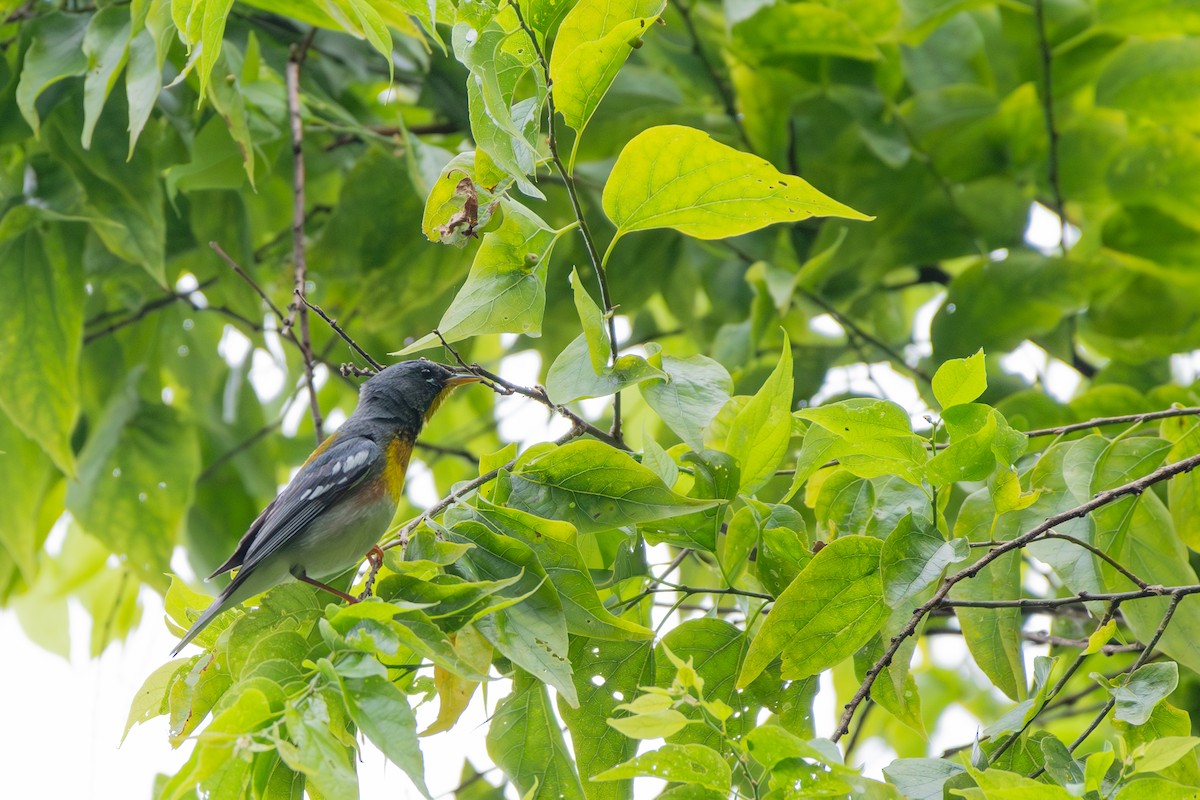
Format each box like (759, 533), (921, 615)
(668, 0), (749, 147)
(83, 277), (220, 344)
(969, 531), (1150, 590)
(843, 700), (874, 764)
(286, 28), (323, 443)
(989, 601), (1121, 763)
(296, 293), (384, 372)
(453, 359), (630, 451)
(1024, 407), (1200, 439)
(506, 0), (624, 442)
(923, 626), (1143, 655)
(832, 451), (1200, 742)
(210, 242), (288, 325)
(1033, 0), (1068, 255)
(1038, 593), (1185, 776)
(794, 286), (932, 385)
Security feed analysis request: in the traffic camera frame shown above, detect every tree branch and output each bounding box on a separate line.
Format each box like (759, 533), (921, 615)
(287, 28), (323, 444)
(668, 0), (749, 147)
(832, 450), (1200, 742)
(1034, 0), (1068, 255)
(506, 0), (624, 442)
(296, 293), (385, 372)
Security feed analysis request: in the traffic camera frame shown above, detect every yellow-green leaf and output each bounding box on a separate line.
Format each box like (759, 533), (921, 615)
(739, 535), (887, 686)
(549, 0), (666, 155)
(603, 125), (871, 242)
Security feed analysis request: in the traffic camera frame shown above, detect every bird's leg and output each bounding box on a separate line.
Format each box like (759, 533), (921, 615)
(296, 573), (359, 604)
(359, 545), (385, 601)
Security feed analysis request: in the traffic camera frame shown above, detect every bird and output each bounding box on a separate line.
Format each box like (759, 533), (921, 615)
(171, 359), (480, 655)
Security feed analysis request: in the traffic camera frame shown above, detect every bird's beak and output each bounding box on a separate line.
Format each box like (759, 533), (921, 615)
(445, 370), (482, 387)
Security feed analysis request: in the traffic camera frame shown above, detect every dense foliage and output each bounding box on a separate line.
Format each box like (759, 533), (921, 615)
(5, 0), (1200, 797)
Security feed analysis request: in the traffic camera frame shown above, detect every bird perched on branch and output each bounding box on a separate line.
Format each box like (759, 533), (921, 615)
(171, 359), (480, 655)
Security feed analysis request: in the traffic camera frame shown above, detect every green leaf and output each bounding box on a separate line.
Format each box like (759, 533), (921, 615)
(658, 619), (759, 746)
(572, 267), (610, 374)
(1108, 662), (1179, 726)
(739, 536), (887, 686)
(421, 153), (498, 247)
(326, 654), (430, 798)
(451, 502), (653, 640)
(602, 125), (870, 242)
(15, 13), (88, 137)
(124, 658), (192, 743)
(399, 203), (558, 353)
(488, 672), (587, 800)
(931, 253), (1084, 360)
(559, 638), (654, 798)
(797, 398), (914, 440)
(593, 744), (731, 793)
(1116, 777), (1200, 800)
(950, 488), (1026, 701)
(277, 693), (358, 800)
(81, 7), (132, 150)
(0, 414), (54, 579)
(548, 0), (667, 147)
(726, 334), (794, 494)
(607, 692), (691, 739)
(443, 520), (577, 705)
(172, 0), (236, 106)
(126, 0), (173, 157)
(161, 687), (276, 800)
(1097, 39), (1200, 129)
(932, 350), (987, 408)
(732, 2), (879, 63)
(953, 766), (1074, 800)
(1132, 737), (1200, 775)
(453, 2), (546, 195)
(44, 104), (167, 283)
(506, 440), (719, 533)
(881, 515), (969, 608)
(0, 212), (84, 476)
(545, 337), (667, 403)
(66, 375), (199, 588)
(639, 354), (733, 451)
(883, 758), (966, 800)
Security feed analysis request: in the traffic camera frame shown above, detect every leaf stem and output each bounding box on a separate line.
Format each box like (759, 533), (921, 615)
(506, 0), (624, 442)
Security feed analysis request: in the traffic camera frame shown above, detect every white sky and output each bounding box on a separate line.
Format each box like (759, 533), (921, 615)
(0, 205), (1101, 797)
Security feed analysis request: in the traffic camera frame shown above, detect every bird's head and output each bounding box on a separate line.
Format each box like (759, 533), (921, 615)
(352, 359), (480, 436)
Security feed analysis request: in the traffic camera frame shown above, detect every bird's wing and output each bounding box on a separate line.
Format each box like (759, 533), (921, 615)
(237, 435), (382, 573)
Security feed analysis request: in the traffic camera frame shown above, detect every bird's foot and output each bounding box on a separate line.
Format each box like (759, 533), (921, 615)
(358, 545), (385, 601)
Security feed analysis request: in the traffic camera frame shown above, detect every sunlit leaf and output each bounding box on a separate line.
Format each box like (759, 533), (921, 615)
(603, 125), (871, 242)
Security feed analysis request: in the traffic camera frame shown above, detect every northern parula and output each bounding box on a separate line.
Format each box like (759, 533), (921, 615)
(171, 359), (480, 655)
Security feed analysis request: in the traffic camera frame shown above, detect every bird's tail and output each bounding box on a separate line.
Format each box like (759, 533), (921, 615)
(169, 573), (248, 656)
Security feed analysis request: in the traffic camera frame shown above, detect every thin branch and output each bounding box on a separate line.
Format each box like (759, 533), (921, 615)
(210, 242), (288, 324)
(794, 286), (932, 384)
(286, 28), (323, 444)
(1024, 407), (1200, 439)
(1033, 0), (1068, 255)
(923, 626), (1143, 656)
(296, 294), (385, 372)
(668, 0), (749, 147)
(989, 601), (1121, 763)
(1045, 593), (1185, 774)
(83, 277), (219, 343)
(832, 450), (1200, 742)
(969, 531), (1150, 591)
(454, 359), (630, 451)
(506, 0), (624, 442)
